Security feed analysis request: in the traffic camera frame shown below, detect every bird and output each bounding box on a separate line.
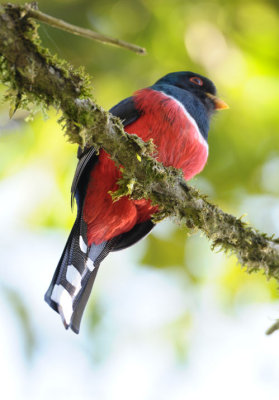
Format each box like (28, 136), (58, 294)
(45, 71), (228, 333)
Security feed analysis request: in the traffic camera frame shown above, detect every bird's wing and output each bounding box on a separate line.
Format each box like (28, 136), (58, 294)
(71, 96), (141, 206)
(71, 95), (155, 250)
(109, 95), (141, 125)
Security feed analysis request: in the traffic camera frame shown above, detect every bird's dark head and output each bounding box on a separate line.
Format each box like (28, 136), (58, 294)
(154, 71), (228, 117)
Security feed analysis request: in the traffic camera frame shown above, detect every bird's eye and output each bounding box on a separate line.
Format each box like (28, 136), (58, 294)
(189, 76), (203, 86)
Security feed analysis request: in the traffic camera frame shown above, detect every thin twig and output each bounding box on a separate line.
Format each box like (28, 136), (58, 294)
(25, 4), (146, 55)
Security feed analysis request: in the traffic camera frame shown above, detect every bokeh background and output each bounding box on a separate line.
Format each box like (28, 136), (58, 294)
(1, 0), (279, 399)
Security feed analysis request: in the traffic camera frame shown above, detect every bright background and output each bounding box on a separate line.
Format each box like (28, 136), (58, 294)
(1, 0), (279, 399)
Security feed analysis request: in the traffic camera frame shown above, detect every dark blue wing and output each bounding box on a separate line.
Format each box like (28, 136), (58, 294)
(109, 96), (141, 126)
(71, 96), (140, 203)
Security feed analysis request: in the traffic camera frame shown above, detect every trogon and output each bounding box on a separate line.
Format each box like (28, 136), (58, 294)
(45, 71), (228, 333)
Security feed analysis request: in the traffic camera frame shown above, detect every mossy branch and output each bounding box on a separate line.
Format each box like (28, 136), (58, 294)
(1, 3), (279, 333)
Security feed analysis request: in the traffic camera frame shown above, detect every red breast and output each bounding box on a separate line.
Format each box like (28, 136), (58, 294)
(83, 89), (208, 245)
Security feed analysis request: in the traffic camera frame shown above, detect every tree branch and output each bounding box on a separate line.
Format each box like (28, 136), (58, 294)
(1, 3), (279, 332)
(24, 3), (146, 55)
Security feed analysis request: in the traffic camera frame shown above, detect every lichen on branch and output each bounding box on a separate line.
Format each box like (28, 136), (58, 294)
(1, 3), (279, 333)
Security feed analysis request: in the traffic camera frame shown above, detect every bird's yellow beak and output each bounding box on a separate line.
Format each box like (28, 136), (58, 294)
(206, 93), (229, 110)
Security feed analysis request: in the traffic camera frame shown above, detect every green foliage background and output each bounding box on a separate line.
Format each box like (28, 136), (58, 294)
(1, 0), (279, 361)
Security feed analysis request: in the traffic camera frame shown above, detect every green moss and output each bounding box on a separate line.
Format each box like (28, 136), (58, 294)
(0, 4), (93, 122)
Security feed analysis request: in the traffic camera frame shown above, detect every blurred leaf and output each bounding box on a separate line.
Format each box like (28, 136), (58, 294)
(218, 257), (279, 308)
(141, 229), (186, 268)
(2, 287), (36, 359)
(164, 312), (192, 363)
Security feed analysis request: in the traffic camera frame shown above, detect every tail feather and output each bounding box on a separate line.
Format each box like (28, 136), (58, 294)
(45, 213), (112, 333)
(45, 210), (154, 333)
(70, 264), (100, 333)
(70, 240), (115, 333)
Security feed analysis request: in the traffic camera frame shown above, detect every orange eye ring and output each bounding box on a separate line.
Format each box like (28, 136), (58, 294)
(189, 76), (203, 86)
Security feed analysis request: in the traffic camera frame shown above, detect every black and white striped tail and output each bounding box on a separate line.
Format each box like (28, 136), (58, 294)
(45, 213), (114, 334)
